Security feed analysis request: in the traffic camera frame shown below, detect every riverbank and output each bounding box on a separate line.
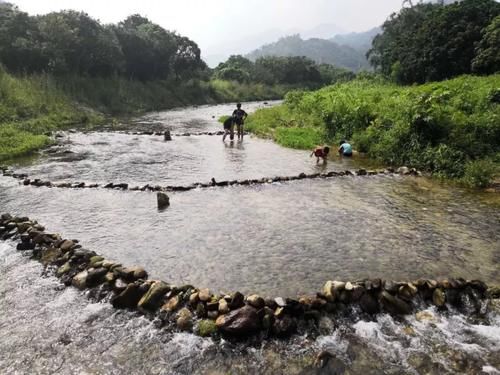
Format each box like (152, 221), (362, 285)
(0, 66), (288, 161)
(245, 75), (500, 187)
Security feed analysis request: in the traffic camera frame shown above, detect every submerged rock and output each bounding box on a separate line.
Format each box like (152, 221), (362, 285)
(157, 192), (170, 209)
(216, 305), (260, 336)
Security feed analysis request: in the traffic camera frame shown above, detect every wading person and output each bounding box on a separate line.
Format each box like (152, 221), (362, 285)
(338, 140), (353, 157)
(232, 103), (248, 141)
(310, 146), (330, 164)
(222, 116), (235, 142)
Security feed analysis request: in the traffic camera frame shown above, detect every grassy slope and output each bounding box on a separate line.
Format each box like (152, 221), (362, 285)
(0, 66), (288, 161)
(246, 75), (500, 187)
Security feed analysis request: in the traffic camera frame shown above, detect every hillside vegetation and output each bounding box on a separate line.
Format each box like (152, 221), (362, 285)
(247, 35), (371, 72)
(246, 75), (500, 187)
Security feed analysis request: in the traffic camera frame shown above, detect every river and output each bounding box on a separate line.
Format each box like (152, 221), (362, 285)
(1, 101), (499, 374)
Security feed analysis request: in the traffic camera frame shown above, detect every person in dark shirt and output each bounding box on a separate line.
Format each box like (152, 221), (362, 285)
(232, 103), (248, 140)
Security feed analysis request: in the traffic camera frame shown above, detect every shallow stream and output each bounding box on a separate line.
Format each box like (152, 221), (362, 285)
(1, 101), (499, 374)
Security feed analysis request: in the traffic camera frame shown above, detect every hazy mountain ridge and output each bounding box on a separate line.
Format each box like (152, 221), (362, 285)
(246, 28), (381, 72)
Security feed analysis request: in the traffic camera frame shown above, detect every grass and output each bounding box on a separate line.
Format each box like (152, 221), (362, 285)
(245, 74), (500, 187)
(0, 65), (289, 161)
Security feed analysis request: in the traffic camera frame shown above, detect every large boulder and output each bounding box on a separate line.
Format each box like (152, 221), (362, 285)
(359, 293), (380, 314)
(72, 270), (88, 290)
(138, 281), (170, 310)
(112, 283), (147, 309)
(380, 291), (412, 315)
(216, 305), (260, 336)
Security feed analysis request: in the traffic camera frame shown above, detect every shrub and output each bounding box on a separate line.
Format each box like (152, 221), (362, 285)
(462, 159), (498, 188)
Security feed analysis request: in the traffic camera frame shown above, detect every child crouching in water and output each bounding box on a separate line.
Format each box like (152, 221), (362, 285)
(222, 116), (235, 142)
(310, 146), (330, 163)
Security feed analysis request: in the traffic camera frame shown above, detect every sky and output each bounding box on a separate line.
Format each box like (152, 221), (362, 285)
(10, 0), (404, 64)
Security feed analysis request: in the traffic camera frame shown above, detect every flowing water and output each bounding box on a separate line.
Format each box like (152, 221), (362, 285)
(1, 101), (499, 374)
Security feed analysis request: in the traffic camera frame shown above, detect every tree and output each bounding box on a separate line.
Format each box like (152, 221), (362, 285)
(368, 0), (500, 84)
(472, 15), (500, 74)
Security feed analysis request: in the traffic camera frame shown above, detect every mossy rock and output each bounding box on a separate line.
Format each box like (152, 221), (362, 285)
(197, 319), (217, 337)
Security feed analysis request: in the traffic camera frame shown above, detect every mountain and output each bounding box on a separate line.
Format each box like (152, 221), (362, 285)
(331, 27), (382, 52)
(203, 24), (346, 67)
(246, 34), (373, 72)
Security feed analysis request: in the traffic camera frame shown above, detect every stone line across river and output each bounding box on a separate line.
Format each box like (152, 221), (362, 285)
(1, 213), (499, 339)
(0, 166), (420, 193)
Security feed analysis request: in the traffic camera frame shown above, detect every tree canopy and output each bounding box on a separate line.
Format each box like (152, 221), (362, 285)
(368, 0), (500, 84)
(213, 54), (354, 86)
(0, 3), (205, 80)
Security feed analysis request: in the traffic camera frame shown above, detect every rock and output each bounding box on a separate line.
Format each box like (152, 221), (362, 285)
(56, 262), (71, 276)
(247, 294), (265, 309)
(318, 316), (335, 335)
(16, 242), (35, 251)
(215, 305), (260, 336)
(114, 278), (128, 291)
(274, 297), (286, 307)
(229, 291), (245, 309)
(89, 256), (104, 267)
(399, 283), (418, 301)
(132, 267), (147, 280)
(157, 192), (170, 209)
(138, 281), (170, 310)
(219, 299), (230, 314)
(272, 315), (296, 337)
(403, 326), (416, 336)
(104, 272), (115, 283)
(72, 270), (88, 290)
(162, 295), (180, 312)
(357, 169), (367, 176)
(397, 166), (411, 175)
(433, 288), (446, 307)
(196, 302), (207, 318)
(416, 310), (437, 322)
(380, 291), (412, 315)
(59, 240), (74, 252)
(41, 247), (62, 266)
(207, 311), (219, 320)
(197, 319), (217, 337)
(189, 292), (199, 306)
(86, 267), (108, 286)
(359, 293), (380, 315)
(199, 288), (211, 302)
(487, 286), (500, 299)
(176, 308), (193, 331)
(112, 283), (146, 309)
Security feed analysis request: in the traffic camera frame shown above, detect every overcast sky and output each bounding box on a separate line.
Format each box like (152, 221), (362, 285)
(11, 0), (404, 61)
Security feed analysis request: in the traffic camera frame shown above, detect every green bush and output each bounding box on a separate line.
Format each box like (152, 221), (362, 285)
(247, 74), (500, 186)
(462, 159), (498, 188)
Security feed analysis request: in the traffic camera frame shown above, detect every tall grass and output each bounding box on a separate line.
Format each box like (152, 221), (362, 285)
(246, 75), (500, 186)
(0, 66), (289, 160)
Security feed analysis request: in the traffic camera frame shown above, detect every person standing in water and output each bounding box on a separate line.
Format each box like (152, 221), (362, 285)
(232, 103), (248, 140)
(222, 116), (235, 142)
(338, 140), (353, 157)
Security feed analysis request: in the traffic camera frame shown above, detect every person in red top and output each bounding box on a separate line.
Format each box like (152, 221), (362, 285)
(310, 146), (330, 163)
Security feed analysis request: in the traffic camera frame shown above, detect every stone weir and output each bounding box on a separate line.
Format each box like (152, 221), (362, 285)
(1, 166), (421, 193)
(1, 213), (499, 340)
